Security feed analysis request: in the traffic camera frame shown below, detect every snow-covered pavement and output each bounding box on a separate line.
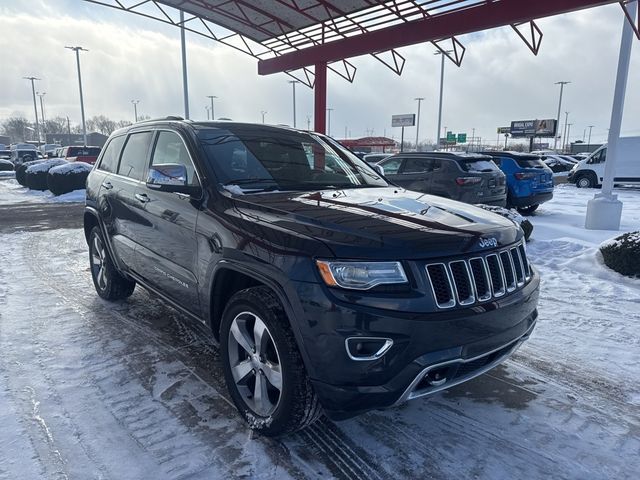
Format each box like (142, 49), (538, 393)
(0, 183), (639, 479)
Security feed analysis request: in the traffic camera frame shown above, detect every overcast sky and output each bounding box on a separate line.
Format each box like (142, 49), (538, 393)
(1, 0), (639, 146)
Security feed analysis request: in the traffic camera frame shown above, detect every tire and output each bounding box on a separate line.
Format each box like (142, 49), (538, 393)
(517, 204), (539, 215)
(220, 286), (322, 436)
(88, 227), (136, 300)
(576, 174), (595, 188)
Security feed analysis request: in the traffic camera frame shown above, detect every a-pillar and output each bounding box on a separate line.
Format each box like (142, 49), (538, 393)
(314, 62), (327, 134)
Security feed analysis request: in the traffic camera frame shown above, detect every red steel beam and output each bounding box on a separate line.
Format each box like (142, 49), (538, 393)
(314, 62), (327, 134)
(258, 0), (617, 75)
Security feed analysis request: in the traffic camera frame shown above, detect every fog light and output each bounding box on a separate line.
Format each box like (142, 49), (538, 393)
(345, 337), (393, 361)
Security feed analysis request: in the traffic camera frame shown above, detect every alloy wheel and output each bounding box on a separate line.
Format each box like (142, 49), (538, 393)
(91, 235), (107, 291)
(227, 311), (283, 417)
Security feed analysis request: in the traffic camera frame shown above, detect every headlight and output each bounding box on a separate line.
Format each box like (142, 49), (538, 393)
(316, 260), (408, 290)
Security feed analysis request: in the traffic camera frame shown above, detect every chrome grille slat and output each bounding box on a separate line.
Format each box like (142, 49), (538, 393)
(426, 242), (531, 309)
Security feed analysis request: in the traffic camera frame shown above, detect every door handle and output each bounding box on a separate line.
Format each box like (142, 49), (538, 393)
(135, 193), (150, 203)
(102, 181), (113, 190)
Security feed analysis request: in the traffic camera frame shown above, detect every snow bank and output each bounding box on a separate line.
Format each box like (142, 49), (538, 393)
(25, 158), (68, 174)
(49, 162), (93, 175)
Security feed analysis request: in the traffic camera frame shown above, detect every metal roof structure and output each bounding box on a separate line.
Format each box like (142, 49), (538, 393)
(86, 0), (639, 132)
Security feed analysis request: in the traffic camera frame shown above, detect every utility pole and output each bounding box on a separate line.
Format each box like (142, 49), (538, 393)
(414, 97), (424, 151)
(288, 80), (299, 128)
(553, 81), (570, 150)
(472, 127), (476, 151)
(326, 108), (334, 136)
(179, 10), (190, 119)
(261, 110), (267, 123)
(566, 123), (573, 152)
(434, 50), (452, 149)
(65, 46), (88, 145)
(207, 95), (217, 120)
(23, 76), (40, 143)
(36, 91), (46, 139)
(562, 111), (570, 152)
(587, 125), (595, 146)
(306, 115), (311, 131)
(131, 100), (139, 122)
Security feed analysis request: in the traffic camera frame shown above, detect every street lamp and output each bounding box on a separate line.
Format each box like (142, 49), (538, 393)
(261, 110), (267, 123)
(288, 80), (299, 128)
(553, 81), (570, 150)
(205, 105), (210, 120)
(36, 91), (46, 129)
(65, 46), (89, 145)
(326, 108), (334, 136)
(414, 97), (424, 151)
(306, 115), (311, 131)
(562, 111), (570, 152)
(587, 125), (595, 146)
(23, 76), (41, 143)
(566, 123), (573, 152)
(434, 50), (452, 149)
(207, 95), (217, 120)
(131, 100), (140, 122)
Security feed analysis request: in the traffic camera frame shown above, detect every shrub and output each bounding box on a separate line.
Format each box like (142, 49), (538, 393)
(47, 162), (92, 195)
(600, 232), (640, 278)
(476, 204), (534, 241)
(24, 159), (68, 191)
(16, 160), (46, 186)
(0, 159), (13, 171)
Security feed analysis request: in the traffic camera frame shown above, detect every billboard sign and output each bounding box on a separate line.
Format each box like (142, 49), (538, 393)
(392, 114), (416, 127)
(497, 126), (510, 134)
(510, 119), (557, 137)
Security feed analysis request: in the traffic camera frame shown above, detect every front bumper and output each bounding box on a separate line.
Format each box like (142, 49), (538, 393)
(289, 268), (540, 420)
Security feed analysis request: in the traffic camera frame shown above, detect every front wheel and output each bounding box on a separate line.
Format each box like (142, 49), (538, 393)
(220, 286), (322, 436)
(517, 204), (539, 215)
(576, 175), (595, 188)
(89, 227), (136, 300)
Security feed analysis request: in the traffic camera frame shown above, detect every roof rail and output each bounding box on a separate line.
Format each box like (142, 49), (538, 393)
(135, 115), (184, 124)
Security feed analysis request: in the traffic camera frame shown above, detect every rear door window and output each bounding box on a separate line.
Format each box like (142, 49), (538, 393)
(117, 132), (153, 181)
(98, 136), (126, 173)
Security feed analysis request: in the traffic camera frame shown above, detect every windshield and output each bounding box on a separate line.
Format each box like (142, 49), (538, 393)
(197, 127), (388, 192)
(459, 159), (499, 173)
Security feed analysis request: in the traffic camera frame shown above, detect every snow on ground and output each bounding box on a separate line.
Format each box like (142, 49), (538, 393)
(0, 184), (639, 479)
(0, 177), (85, 204)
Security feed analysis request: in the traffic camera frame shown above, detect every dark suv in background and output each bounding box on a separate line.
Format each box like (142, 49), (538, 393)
(85, 118), (539, 436)
(378, 152), (507, 206)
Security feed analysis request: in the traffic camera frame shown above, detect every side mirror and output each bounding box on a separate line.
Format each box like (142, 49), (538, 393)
(373, 164), (385, 176)
(146, 163), (201, 196)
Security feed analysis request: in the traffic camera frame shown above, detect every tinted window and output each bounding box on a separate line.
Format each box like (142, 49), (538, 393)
(118, 132), (153, 180)
(459, 159), (500, 173)
(151, 131), (199, 186)
(68, 146), (101, 156)
(515, 157), (546, 169)
(403, 158), (433, 174)
(381, 157), (403, 175)
(98, 136), (126, 173)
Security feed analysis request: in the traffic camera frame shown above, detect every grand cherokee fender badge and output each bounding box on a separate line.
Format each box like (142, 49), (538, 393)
(478, 237), (498, 248)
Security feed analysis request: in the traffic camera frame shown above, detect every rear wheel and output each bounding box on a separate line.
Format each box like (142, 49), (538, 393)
(576, 174), (595, 188)
(220, 286), (322, 436)
(89, 227), (135, 300)
(517, 204), (539, 215)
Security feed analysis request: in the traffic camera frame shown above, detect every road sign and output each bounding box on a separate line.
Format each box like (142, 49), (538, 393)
(446, 131), (456, 142)
(457, 133), (467, 143)
(392, 114), (416, 127)
(497, 126), (510, 134)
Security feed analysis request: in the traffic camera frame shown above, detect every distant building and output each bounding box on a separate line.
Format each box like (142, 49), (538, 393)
(0, 134), (11, 146)
(337, 136), (396, 153)
(45, 132), (108, 147)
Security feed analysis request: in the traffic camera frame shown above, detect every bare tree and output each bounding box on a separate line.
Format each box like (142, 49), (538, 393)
(1, 116), (31, 143)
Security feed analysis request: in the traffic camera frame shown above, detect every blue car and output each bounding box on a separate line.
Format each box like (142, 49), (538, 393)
(482, 152), (554, 214)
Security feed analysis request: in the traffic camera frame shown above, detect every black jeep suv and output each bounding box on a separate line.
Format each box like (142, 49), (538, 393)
(84, 118), (539, 436)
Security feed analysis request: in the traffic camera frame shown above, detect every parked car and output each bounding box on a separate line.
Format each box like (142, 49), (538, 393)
(10, 144), (40, 166)
(543, 154), (575, 173)
(40, 143), (59, 158)
(62, 146), (102, 164)
(567, 137), (640, 188)
(0, 149), (11, 160)
(482, 151), (554, 214)
(378, 152), (507, 206)
(363, 153), (391, 164)
(85, 119), (539, 436)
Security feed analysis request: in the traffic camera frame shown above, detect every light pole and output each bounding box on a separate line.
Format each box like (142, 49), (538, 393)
(206, 95), (217, 120)
(306, 115), (311, 131)
(326, 108), (334, 136)
(587, 125), (595, 146)
(434, 50), (452, 149)
(553, 81), (570, 150)
(36, 91), (46, 138)
(261, 110), (267, 123)
(23, 76), (40, 143)
(566, 123), (573, 152)
(472, 127), (476, 151)
(562, 111), (570, 152)
(179, 10), (190, 119)
(65, 46), (88, 145)
(288, 80), (299, 128)
(131, 100), (139, 122)
(414, 97), (424, 151)
(205, 105), (210, 120)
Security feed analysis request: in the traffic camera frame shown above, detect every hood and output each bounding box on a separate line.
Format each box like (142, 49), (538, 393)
(228, 187), (521, 260)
